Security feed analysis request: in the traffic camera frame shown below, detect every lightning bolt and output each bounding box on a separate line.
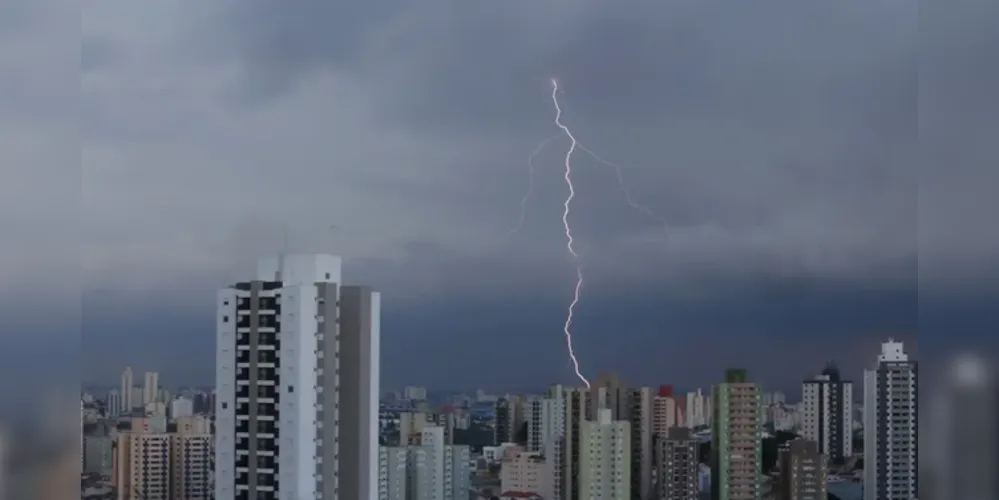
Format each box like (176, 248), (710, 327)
(575, 143), (669, 234)
(508, 134), (560, 237)
(551, 78), (591, 389)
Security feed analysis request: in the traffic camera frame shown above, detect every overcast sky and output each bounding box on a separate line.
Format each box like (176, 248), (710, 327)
(1, 0), (995, 393)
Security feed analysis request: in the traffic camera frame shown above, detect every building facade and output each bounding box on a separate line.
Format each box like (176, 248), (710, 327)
(711, 369), (762, 500)
(524, 396), (565, 454)
(494, 397), (524, 446)
(579, 408), (631, 500)
(377, 426), (469, 500)
(655, 427), (699, 500)
(863, 339), (917, 500)
(214, 254), (380, 500)
(499, 450), (552, 498)
(121, 367), (134, 413)
(775, 439), (826, 500)
(801, 364), (853, 463)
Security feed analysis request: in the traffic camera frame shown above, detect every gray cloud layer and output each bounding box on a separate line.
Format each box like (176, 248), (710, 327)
(77, 0), (934, 291)
(1, 0), (996, 387)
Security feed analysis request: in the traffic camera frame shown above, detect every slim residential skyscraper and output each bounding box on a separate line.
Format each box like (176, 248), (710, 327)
(552, 384), (592, 500)
(711, 369), (762, 500)
(801, 363), (853, 463)
(143, 371), (160, 406)
(121, 367), (133, 412)
(214, 254), (380, 500)
(863, 339), (917, 500)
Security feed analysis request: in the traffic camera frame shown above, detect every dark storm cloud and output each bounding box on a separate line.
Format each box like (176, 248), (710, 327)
(223, 0), (912, 132)
(42, 0), (999, 387)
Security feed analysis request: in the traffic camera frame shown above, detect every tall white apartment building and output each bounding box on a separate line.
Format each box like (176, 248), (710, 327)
(579, 408), (631, 500)
(684, 390), (708, 428)
(802, 364), (853, 463)
(144, 372), (160, 405)
(215, 254), (380, 500)
(121, 367), (134, 412)
(106, 389), (121, 418)
(524, 396), (565, 453)
(863, 339), (918, 500)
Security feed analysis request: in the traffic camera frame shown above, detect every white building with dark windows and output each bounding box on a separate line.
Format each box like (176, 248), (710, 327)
(863, 339), (918, 500)
(801, 363), (853, 463)
(524, 396), (565, 454)
(215, 254), (380, 500)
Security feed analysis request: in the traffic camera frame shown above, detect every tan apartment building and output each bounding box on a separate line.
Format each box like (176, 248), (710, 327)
(114, 416), (212, 499)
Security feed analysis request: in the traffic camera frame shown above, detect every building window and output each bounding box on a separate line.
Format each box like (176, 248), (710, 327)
(223, 316), (229, 323)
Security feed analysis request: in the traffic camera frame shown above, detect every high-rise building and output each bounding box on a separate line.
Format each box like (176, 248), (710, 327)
(711, 369), (762, 500)
(579, 408), (631, 500)
(493, 397), (524, 445)
(399, 411), (433, 445)
(684, 390), (708, 428)
(377, 446), (408, 500)
(653, 386), (684, 437)
(590, 372), (628, 420)
(655, 427), (699, 500)
(143, 371), (160, 405)
(392, 426), (470, 500)
(775, 439), (826, 500)
(524, 396), (565, 453)
(121, 367), (133, 412)
(552, 385), (592, 500)
(801, 363), (853, 463)
(338, 284), (382, 500)
(433, 410), (458, 445)
(113, 416), (213, 499)
(626, 386), (655, 500)
(499, 450), (553, 498)
(171, 417), (214, 499)
(589, 374), (654, 499)
(106, 389), (121, 418)
(214, 253), (380, 500)
(863, 339), (918, 500)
